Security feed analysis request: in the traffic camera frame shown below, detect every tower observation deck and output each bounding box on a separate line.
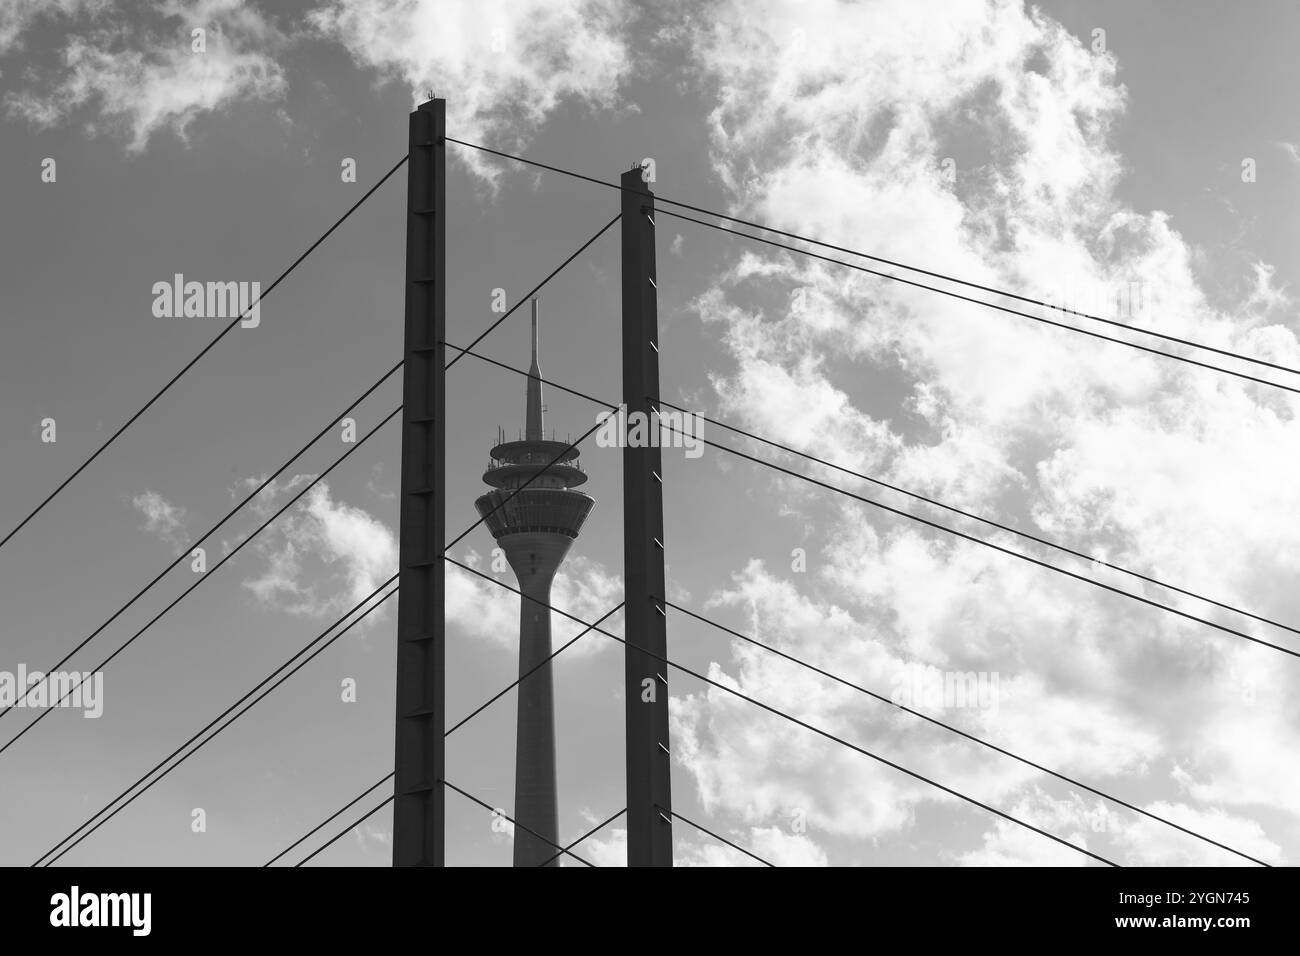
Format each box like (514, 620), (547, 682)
(474, 297), (594, 866)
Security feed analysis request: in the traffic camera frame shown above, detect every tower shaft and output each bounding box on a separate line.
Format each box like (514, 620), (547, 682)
(514, 575), (558, 867)
(502, 532), (573, 866)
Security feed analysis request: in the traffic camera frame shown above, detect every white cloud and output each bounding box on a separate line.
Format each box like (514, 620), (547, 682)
(670, 0), (1300, 863)
(233, 472), (316, 519)
(238, 479), (621, 646)
(1242, 261), (1292, 315)
(4, 0), (634, 165)
(1118, 801), (1280, 866)
(672, 560), (1094, 844)
(307, 0), (633, 182)
(582, 826), (627, 866)
(740, 826), (829, 866)
(241, 482), (396, 629)
(957, 790), (1098, 866)
(958, 791), (1281, 866)
(677, 825), (828, 867)
(353, 819), (393, 855)
(0, 0), (114, 56)
(4, 0), (287, 151)
(583, 822), (828, 866)
(131, 489), (188, 546)
(365, 461), (395, 501)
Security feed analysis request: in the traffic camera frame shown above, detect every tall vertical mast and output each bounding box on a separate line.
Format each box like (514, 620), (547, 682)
(621, 165), (673, 866)
(393, 96), (446, 868)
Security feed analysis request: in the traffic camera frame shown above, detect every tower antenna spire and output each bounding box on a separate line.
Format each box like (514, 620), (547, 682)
(526, 297), (544, 441)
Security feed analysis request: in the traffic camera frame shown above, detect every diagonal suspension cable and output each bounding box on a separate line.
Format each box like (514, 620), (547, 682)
(281, 399), (611, 867)
(660, 208), (1300, 397)
(441, 340), (1270, 862)
(275, 350), (1280, 869)
(0, 155), (409, 553)
(651, 209), (1300, 380)
(266, 773), (395, 867)
(445, 602), (623, 736)
(36, 580), (399, 867)
(654, 398), (1300, 640)
(270, 601), (622, 866)
(1, 360), (403, 729)
(447, 556), (1118, 867)
(665, 600), (1267, 866)
(535, 808), (627, 867)
(0, 407), (402, 758)
(665, 422), (1300, 661)
(15, 207), (620, 741)
(43, 213), (617, 856)
(295, 794), (396, 867)
(445, 213), (620, 371)
(444, 136), (1300, 392)
(672, 811), (775, 867)
(443, 779), (596, 867)
(443, 341), (1300, 659)
(21, 163), (633, 867)
(291, 782), (602, 868)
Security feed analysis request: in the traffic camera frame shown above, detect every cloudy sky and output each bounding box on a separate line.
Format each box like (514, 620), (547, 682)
(1, 0), (1298, 867)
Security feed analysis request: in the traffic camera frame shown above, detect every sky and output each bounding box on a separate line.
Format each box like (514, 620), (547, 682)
(1, 0), (1298, 867)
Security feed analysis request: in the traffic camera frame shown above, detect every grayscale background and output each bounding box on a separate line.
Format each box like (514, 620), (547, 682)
(1, 0), (1297, 866)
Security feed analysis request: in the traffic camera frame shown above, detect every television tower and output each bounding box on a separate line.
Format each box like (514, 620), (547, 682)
(475, 297), (595, 866)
